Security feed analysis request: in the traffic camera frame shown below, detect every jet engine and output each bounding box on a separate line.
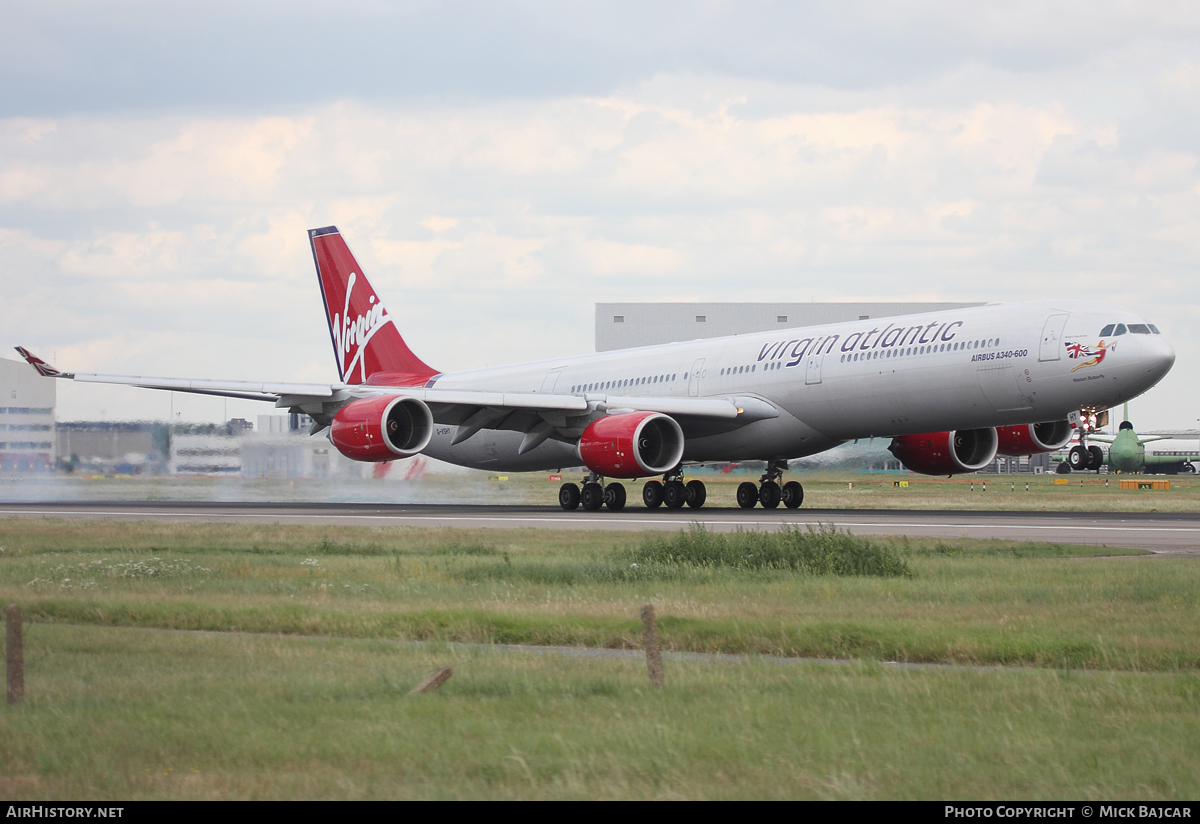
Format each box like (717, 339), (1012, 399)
(329, 395), (433, 461)
(995, 421), (1072, 456)
(888, 428), (999, 476)
(577, 412), (685, 479)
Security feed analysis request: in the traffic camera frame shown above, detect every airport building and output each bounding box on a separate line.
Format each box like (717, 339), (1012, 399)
(169, 431), (244, 476)
(596, 302), (984, 351)
(240, 414), (361, 480)
(57, 421), (165, 474)
(0, 357), (56, 473)
(176, 415), (371, 480)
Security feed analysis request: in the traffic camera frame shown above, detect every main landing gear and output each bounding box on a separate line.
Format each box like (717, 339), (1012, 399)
(558, 470), (707, 511)
(736, 460), (803, 510)
(559, 473), (627, 511)
(642, 470), (706, 510)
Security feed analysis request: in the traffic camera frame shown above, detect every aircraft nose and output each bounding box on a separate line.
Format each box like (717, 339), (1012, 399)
(1145, 334), (1175, 383)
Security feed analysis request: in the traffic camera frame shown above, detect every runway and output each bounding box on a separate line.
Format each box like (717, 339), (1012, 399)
(3, 501), (1200, 555)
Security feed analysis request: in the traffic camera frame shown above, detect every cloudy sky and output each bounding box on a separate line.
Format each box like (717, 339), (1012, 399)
(3, 1), (1199, 430)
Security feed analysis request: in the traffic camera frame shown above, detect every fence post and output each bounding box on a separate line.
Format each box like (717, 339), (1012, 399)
(640, 604), (664, 688)
(408, 667), (452, 695)
(6, 604), (23, 705)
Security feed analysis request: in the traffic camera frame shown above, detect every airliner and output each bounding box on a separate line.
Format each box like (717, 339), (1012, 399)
(17, 226), (1176, 511)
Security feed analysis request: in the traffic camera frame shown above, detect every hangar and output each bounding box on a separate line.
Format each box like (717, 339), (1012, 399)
(596, 301), (984, 351)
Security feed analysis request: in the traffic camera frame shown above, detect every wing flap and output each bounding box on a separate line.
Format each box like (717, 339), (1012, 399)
(394, 389), (741, 419)
(414, 389), (589, 412)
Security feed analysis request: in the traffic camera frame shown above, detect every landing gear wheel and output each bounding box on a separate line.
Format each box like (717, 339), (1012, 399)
(1088, 445), (1104, 472)
(1068, 446), (1089, 471)
(736, 481), (758, 509)
(759, 481), (782, 509)
(581, 482), (605, 511)
(685, 480), (707, 508)
(643, 480), (664, 509)
(604, 483), (626, 511)
(781, 481), (804, 509)
(558, 483), (580, 511)
(1056, 462), (1072, 474)
(664, 480), (686, 509)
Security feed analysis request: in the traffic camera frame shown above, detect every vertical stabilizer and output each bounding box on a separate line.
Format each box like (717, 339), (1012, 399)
(309, 226), (439, 386)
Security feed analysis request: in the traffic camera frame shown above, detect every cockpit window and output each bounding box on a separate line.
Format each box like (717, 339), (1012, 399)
(1114, 324), (1127, 336)
(1128, 324), (1150, 334)
(1100, 324), (1115, 336)
(1149, 324), (1161, 334)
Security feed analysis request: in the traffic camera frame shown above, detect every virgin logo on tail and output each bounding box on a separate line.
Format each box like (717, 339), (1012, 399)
(334, 272), (392, 383)
(310, 226), (439, 386)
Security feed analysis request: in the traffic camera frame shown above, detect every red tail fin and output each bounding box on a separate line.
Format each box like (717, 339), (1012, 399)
(309, 226), (439, 386)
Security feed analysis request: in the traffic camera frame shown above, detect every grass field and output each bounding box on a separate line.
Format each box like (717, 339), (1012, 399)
(1, 518), (1197, 799)
(3, 624), (1198, 800)
(0, 519), (1191, 669)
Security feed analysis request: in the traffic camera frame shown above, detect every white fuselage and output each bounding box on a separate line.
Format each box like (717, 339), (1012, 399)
(420, 299), (1175, 473)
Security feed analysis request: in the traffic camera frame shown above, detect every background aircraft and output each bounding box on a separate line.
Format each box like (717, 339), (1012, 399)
(1056, 404), (1200, 474)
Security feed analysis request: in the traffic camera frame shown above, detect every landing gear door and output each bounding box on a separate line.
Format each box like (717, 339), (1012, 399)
(805, 351), (824, 385)
(1039, 314), (1070, 362)
(688, 358), (705, 397)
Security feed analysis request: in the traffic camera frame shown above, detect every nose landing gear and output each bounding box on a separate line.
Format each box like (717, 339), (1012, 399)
(1066, 443), (1106, 473)
(736, 460), (804, 509)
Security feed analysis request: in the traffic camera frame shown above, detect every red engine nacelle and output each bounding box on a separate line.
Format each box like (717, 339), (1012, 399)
(329, 395), (433, 462)
(577, 412), (685, 479)
(995, 421), (1072, 456)
(888, 428), (998, 476)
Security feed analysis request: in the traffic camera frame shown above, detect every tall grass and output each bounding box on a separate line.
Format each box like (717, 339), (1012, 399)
(629, 523), (912, 577)
(454, 524), (911, 584)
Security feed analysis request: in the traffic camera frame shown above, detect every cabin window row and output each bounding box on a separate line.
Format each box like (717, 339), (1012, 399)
(720, 362), (783, 376)
(838, 337), (1001, 363)
(571, 373), (679, 393)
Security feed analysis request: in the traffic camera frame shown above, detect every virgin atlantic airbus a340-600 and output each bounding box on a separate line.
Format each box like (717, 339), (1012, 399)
(18, 226), (1175, 511)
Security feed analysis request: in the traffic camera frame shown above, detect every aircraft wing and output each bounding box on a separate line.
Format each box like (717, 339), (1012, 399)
(71, 373), (339, 402)
(15, 347), (756, 440)
(15, 348), (340, 402)
(1091, 434), (1176, 445)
